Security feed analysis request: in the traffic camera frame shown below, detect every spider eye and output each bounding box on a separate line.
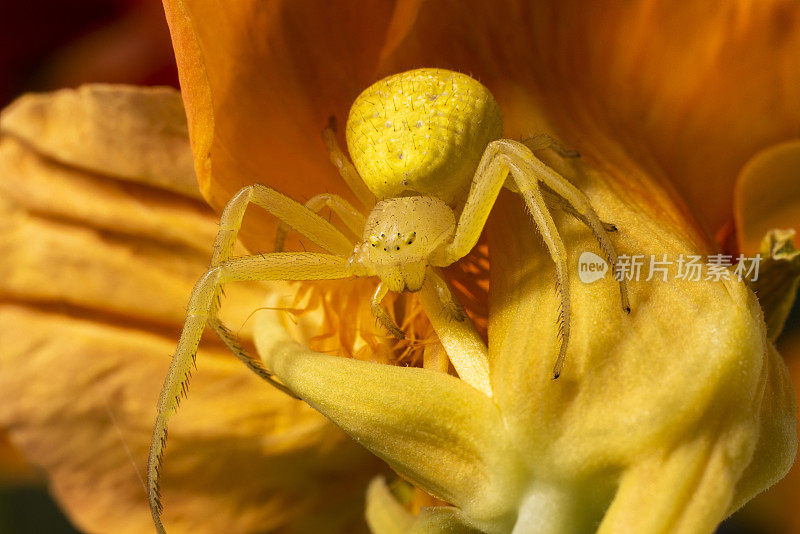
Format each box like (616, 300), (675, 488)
(396, 246), (400, 251)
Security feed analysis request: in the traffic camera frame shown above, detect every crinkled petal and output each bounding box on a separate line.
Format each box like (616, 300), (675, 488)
(0, 306), (377, 533)
(0, 84), (199, 199)
(0, 86), (380, 533)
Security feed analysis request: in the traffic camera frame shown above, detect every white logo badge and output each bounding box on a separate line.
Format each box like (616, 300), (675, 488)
(578, 251), (608, 283)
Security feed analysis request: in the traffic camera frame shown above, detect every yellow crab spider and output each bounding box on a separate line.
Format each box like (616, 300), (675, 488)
(147, 68), (630, 532)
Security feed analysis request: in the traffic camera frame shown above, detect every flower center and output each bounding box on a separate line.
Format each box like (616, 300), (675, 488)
(275, 243), (489, 369)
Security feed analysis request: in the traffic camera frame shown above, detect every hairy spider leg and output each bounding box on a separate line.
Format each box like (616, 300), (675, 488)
(509, 165), (572, 380)
(522, 135), (618, 233)
(523, 132), (581, 159)
(148, 184), (359, 534)
(502, 141), (631, 315)
(417, 269), (492, 396)
(371, 282), (405, 339)
(275, 193), (366, 252)
(430, 142), (509, 264)
(431, 139), (628, 379)
(541, 186), (618, 232)
(204, 185), (354, 391)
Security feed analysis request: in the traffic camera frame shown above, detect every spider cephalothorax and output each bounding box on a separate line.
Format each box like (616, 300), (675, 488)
(148, 68), (630, 533)
(353, 196), (456, 292)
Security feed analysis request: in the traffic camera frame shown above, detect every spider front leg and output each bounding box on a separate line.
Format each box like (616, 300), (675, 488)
(148, 252), (355, 534)
(522, 136), (617, 231)
(212, 184), (355, 265)
(417, 269), (493, 397)
(541, 185), (618, 233)
(275, 193), (366, 252)
(149, 183), (359, 533)
(423, 269), (467, 322)
(322, 116), (376, 209)
(431, 139), (628, 379)
(369, 268), (469, 342)
(205, 184), (355, 373)
(502, 141), (631, 314)
(523, 132), (580, 159)
(512, 175), (572, 379)
(371, 282), (405, 339)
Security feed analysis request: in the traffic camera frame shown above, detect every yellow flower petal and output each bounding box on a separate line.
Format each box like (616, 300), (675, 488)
(366, 477), (481, 534)
(247, 138), (795, 532)
(485, 156), (796, 531)
(365, 477), (415, 534)
(255, 295), (520, 531)
(737, 331), (800, 532)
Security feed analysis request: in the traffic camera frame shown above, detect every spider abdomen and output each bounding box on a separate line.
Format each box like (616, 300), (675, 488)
(346, 68), (502, 205)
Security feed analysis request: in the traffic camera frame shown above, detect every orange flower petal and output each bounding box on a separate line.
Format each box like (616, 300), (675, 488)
(0, 433), (39, 486)
(0, 305), (378, 533)
(0, 85), (199, 199)
(166, 1), (800, 251)
(466, 1), (800, 242)
(163, 1), (408, 251)
(157, 3), (799, 528)
(0, 86), (381, 533)
(735, 139), (800, 255)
